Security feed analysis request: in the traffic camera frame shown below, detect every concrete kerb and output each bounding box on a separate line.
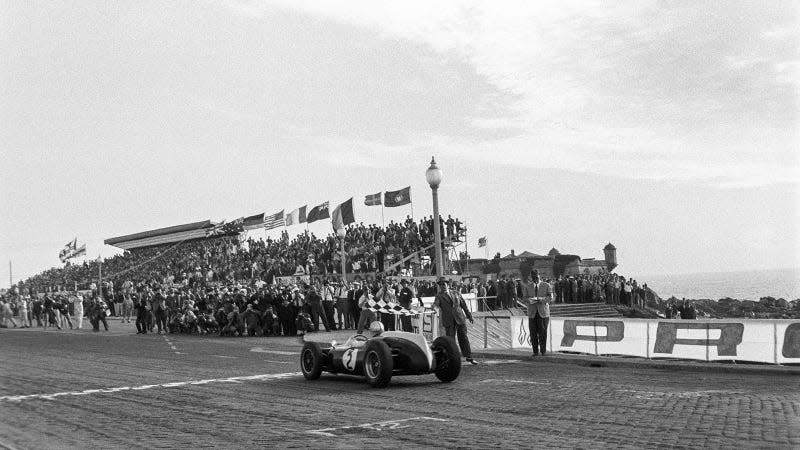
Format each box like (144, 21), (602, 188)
(470, 348), (800, 375)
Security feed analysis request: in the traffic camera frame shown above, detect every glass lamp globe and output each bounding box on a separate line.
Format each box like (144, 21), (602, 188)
(425, 156), (443, 189)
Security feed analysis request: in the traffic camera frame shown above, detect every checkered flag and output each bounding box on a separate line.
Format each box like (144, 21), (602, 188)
(367, 298), (419, 316)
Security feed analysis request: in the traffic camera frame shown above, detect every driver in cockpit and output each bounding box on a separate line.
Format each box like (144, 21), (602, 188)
(345, 321), (384, 348)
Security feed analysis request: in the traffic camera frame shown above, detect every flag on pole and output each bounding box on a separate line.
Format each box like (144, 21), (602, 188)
(205, 218), (244, 236)
(59, 238), (77, 262)
(306, 201), (330, 223)
(72, 244), (86, 258)
(59, 238), (85, 262)
(478, 236), (487, 248)
(263, 210), (285, 230)
(331, 198), (356, 231)
(205, 220), (227, 237)
(285, 206), (307, 226)
(364, 192), (382, 206)
(384, 186), (411, 207)
(242, 213), (265, 230)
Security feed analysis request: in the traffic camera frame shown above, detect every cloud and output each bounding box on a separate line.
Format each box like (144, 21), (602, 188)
(212, 0), (799, 188)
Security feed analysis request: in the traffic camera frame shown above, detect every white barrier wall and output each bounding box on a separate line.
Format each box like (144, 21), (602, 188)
(510, 317), (800, 365)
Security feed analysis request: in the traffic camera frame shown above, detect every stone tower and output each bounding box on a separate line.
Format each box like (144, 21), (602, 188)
(603, 243), (617, 271)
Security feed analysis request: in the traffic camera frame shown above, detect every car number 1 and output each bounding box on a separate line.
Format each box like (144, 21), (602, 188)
(343, 348), (358, 371)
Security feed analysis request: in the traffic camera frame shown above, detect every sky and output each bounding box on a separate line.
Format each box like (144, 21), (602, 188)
(1, 0), (798, 286)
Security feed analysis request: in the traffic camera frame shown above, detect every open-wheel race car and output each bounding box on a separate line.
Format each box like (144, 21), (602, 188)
(300, 322), (462, 388)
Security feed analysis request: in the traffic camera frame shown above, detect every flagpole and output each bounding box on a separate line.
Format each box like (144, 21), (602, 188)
(465, 221), (469, 273)
(98, 256), (103, 301)
(8, 260), (12, 289)
(381, 204), (385, 228)
(410, 201), (414, 222)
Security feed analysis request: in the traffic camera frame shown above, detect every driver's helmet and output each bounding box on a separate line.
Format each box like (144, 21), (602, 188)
(368, 321), (384, 335)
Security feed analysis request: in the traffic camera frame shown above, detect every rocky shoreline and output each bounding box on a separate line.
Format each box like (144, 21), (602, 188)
(654, 296), (800, 319)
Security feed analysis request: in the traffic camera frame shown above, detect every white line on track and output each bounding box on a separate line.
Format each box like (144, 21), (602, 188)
(308, 417), (448, 437)
(481, 359), (523, 365)
(163, 335), (181, 355)
(250, 348), (296, 355)
(480, 378), (551, 385)
(0, 372), (302, 403)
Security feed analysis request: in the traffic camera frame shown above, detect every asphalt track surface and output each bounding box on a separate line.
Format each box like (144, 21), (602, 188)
(1, 322), (798, 449)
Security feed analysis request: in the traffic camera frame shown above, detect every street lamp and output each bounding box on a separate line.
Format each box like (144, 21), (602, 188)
(336, 227), (347, 282)
(425, 156), (444, 277)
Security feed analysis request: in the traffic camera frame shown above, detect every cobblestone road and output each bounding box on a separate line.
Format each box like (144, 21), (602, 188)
(1, 323), (798, 449)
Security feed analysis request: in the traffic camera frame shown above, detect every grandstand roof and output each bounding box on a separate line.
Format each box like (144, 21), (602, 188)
(104, 220), (214, 250)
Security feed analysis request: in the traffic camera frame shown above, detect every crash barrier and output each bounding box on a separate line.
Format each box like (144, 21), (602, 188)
(502, 317), (800, 365)
(411, 312), (800, 364)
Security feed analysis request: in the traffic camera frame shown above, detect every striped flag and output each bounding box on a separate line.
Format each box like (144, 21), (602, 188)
(364, 192), (382, 206)
(331, 198), (355, 231)
(285, 206), (307, 226)
(263, 210), (285, 230)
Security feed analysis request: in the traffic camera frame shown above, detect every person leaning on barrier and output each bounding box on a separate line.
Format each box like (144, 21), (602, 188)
(433, 277), (478, 365)
(521, 269), (552, 356)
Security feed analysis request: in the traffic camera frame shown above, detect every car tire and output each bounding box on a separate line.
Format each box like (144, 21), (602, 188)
(300, 342), (324, 380)
(363, 340), (393, 388)
(432, 336), (461, 383)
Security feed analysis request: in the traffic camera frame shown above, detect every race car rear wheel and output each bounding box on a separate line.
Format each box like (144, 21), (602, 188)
(363, 340), (393, 388)
(301, 342), (324, 380)
(432, 336), (461, 383)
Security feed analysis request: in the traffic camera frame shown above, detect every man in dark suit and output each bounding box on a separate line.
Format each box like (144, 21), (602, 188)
(397, 279), (416, 332)
(433, 277), (478, 365)
(521, 270), (552, 356)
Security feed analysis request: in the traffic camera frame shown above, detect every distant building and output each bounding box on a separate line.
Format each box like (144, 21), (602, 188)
(461, 243), (618, 280)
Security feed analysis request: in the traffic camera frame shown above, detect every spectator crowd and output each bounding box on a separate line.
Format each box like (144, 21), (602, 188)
(1, 215), (676, 335)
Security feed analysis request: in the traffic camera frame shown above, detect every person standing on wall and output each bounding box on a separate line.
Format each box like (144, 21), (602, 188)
(522, 269), (553, 357)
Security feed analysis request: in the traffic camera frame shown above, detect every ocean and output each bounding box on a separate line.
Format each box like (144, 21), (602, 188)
(637, 268), (800, 301)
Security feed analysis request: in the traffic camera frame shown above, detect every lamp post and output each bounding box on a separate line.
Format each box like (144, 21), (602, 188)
(425, 156), (444, 277)
(336, 227), (347, 282)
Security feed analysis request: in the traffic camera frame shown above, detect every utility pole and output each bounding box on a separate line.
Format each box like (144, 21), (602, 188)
(9, 260), (12, 289)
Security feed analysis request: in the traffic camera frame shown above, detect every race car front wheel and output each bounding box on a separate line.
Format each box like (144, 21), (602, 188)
(301, 342), (324, 380)
(432, 336), (461, 383)
(363, 340), (393, 388)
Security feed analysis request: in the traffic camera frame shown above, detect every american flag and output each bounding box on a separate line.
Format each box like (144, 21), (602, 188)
(364, 192), (382, 206)
(263, 210), (285, 230)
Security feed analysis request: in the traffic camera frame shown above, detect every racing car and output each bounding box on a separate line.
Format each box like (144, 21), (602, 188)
(300, 322), (462, 388)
